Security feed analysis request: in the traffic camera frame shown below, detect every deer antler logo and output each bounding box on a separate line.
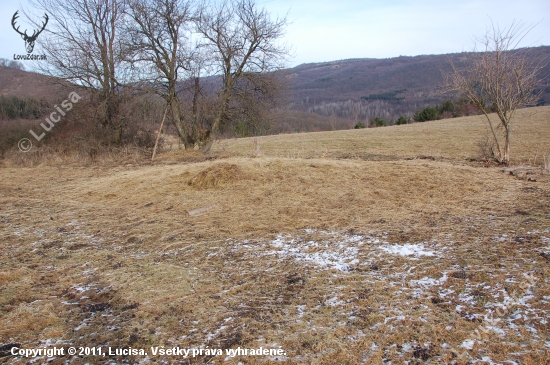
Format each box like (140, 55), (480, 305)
(12, 11), (48, 54)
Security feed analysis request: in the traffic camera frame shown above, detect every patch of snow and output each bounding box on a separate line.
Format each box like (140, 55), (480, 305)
(325, 296), (344, 307)
(472, 357), (499, 365)
(460, 339), (476, 349)
(408, 274), (448, 298)
(484, 325), (506, 337)
(379, 243), (436, 258)
(401, 342), (413, 352)
(265, 232), (362, 272)
(74, 321), (89, 331)
(438, 288), (455, 298)
(205, 325), (227, 342)
(72, 283), (97, 293)
(384, 315), (405, 324)
(458, 292), (476, 305)
(410, 272), (447, 288)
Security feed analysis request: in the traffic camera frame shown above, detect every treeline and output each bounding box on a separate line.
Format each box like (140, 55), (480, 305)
(2, 0), (291, 161)
(361, 89), (406, 101)
(413, 99), (479, 122)
(272, 111), (352, 134)
(308, 97), (481, 126)
(0, 58), (25, 70)
(0, 95), (45, 120)
(354, 115), (408, 129)
(348, 99), (481, 130)
(307, 99), (414, 125)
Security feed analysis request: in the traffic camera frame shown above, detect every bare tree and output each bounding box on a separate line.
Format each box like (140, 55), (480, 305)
(30, 0), (126, 144)
(124, 0), (288, 151)
(124, 0), (200, 148)
(196, 0), (289, 152)
(445, 21), (547, 165)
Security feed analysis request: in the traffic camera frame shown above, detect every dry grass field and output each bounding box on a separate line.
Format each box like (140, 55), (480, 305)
(211, 107), (550, 165)
(1, 107), (550, 364)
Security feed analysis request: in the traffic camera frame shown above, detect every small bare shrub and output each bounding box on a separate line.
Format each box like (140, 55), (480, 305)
(476, 134), (497, 162)
(0, 120), (34, 158)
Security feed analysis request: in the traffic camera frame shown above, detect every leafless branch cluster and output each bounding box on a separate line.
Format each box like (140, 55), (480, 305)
(29, 0), (290, 151)
(445, 21), (548, 165)
(30, 0), (126, 144)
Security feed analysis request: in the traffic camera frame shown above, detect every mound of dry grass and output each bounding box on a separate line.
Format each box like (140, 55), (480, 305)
(188, 163), (249, 189)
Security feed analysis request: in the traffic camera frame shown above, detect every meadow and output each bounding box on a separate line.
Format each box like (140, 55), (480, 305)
(1, 106), (549, 364)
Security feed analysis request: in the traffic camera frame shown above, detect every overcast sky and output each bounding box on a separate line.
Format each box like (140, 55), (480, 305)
(1, 0), (549, 68)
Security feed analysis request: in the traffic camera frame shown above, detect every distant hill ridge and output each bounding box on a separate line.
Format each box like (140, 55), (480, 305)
(285, 46), (550, 122)
(0, 64), (66, 101)
(2, 46), (549, 127)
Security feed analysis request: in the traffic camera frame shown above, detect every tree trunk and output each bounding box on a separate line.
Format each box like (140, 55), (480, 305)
(199, 90), (230, 153)
(191, 77), (201, 144)
(169, 98), (192, 149)
(503, 124), (511, 165)
(107, 96), (121, 145)
(199, 107), (221, 153)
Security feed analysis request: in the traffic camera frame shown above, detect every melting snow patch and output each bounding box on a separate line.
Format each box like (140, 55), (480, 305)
(72, 283), (97, 293)
(379, 243), (436, 258)
(384, 315), (405, 324)
(325, 296), (344, 307)
(239, 230), (447, 274)
(460, 339), (476, 349)
(438, 288), (455, 298)
(265, 232), (362, 272)
(472, 357), (498, 364)
(205, 325), (227, 342)
(410, 273), (447, 288)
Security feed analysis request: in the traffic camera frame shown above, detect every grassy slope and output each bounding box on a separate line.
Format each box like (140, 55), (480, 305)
(0, 107), (549, 364)
(213, 106), (550, 164)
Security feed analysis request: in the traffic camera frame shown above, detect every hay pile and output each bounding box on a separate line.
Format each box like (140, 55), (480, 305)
(187, 163), (248, 189)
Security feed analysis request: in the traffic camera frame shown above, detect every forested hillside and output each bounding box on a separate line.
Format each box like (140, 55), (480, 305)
(282, 46), (550, 128)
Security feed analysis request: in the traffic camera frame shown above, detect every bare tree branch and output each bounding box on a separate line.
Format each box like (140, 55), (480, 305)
(444, 21), (548, 165)
(196, 0), (289, 152)
(30, 0), (127, 144)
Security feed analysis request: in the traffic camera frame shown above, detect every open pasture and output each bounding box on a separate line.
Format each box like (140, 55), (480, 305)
(1, 107), (550, 364)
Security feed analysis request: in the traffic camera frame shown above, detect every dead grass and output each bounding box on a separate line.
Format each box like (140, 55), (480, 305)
(210, 106), (550, 166)
(1, 107), (549, 364)
(188, 163), (250, 189)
